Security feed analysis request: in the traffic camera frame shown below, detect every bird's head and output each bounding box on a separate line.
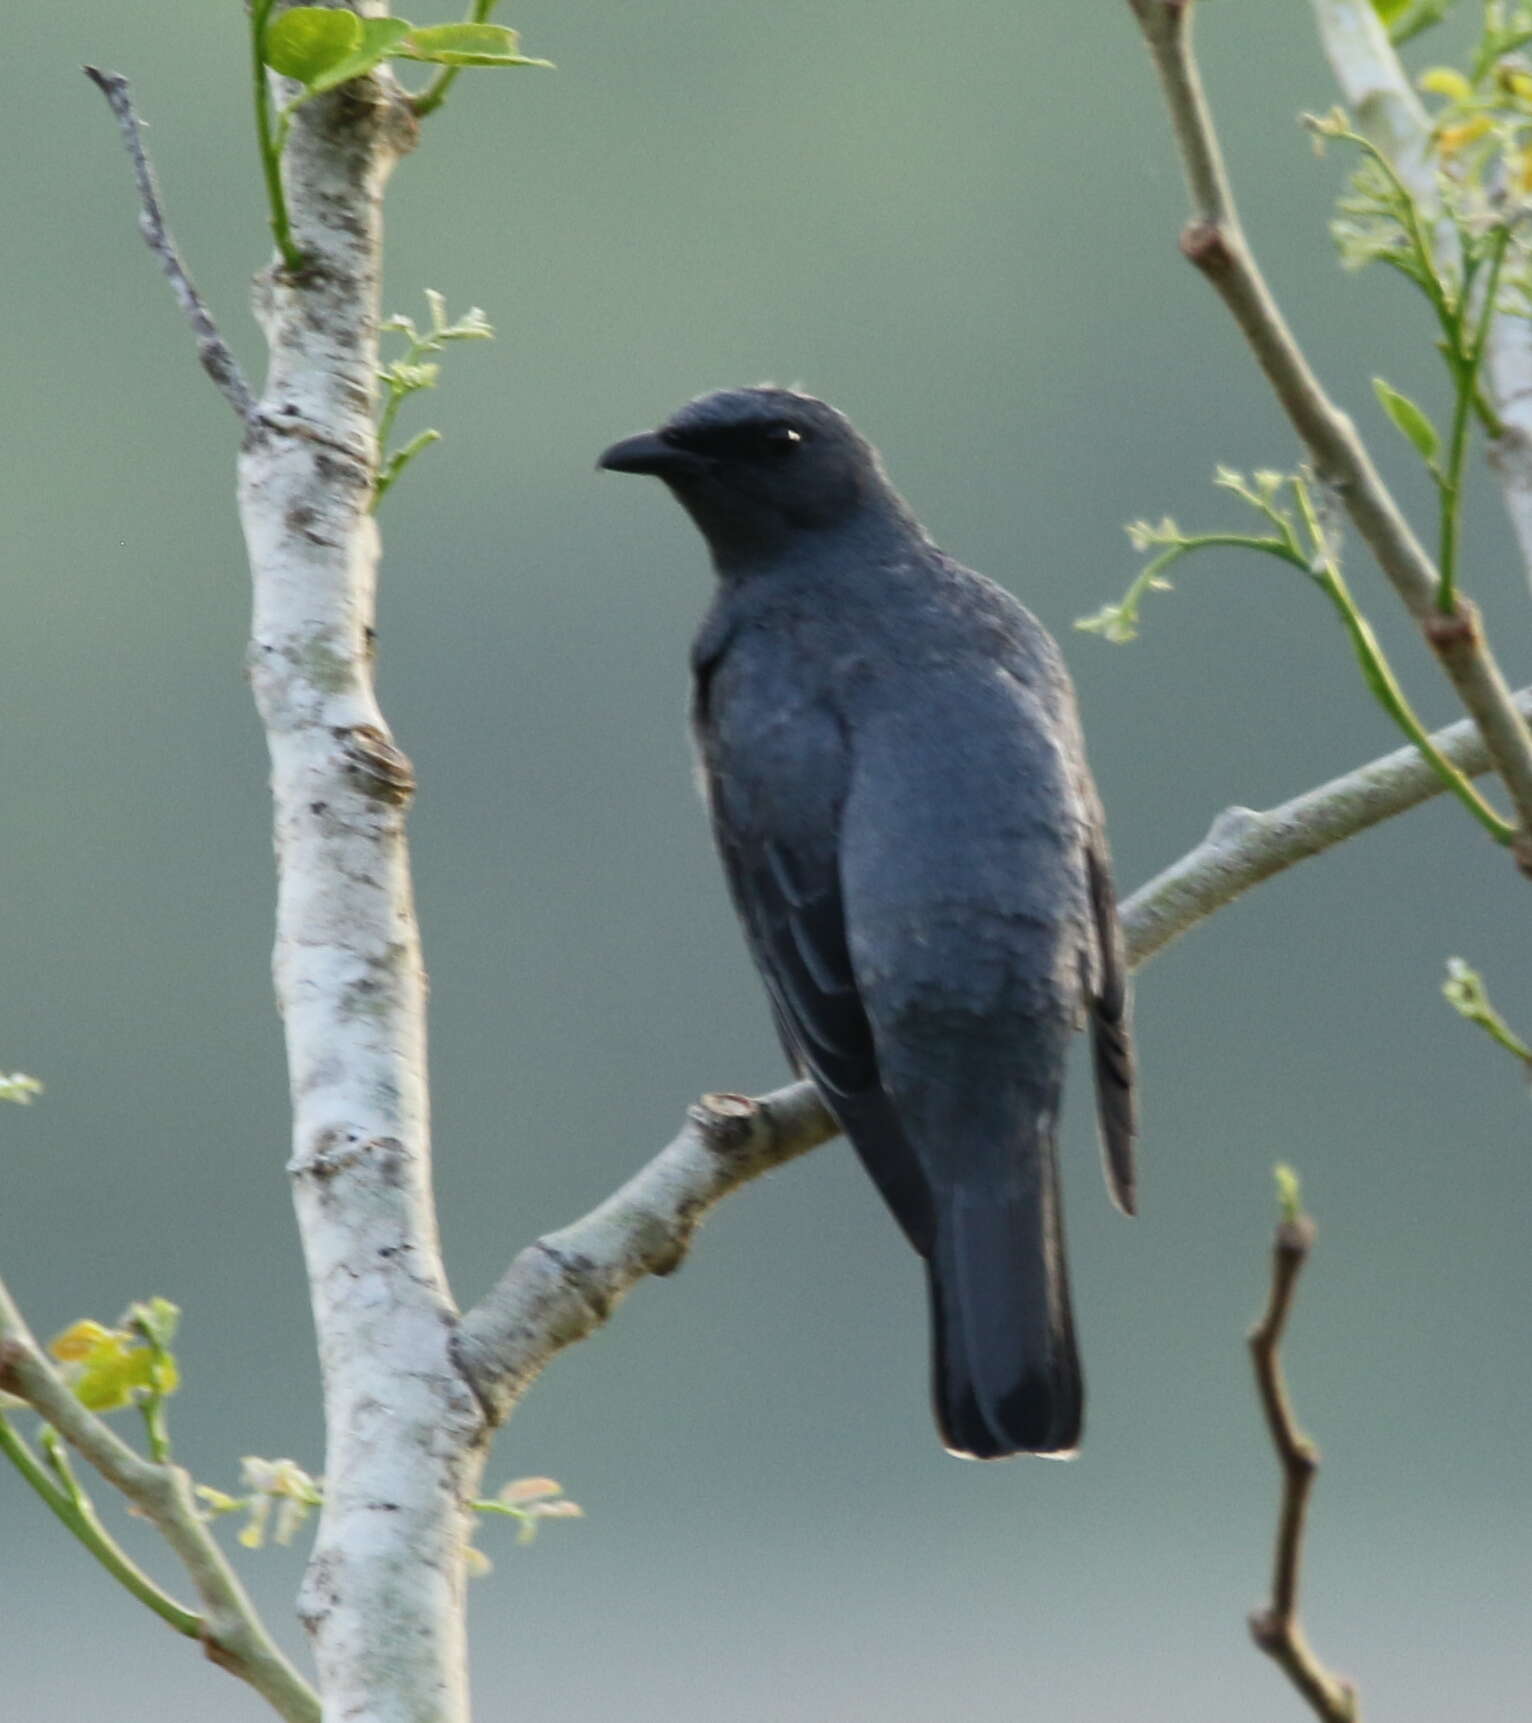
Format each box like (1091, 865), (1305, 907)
(598, 386), (900, 570)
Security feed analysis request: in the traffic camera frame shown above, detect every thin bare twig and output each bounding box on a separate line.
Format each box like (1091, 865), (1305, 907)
(0, 1276), (319, 1723)
(1127, 0), (1532, 855)
(1247, 1197), (1358, 1721)
(83, 68), (256, 424)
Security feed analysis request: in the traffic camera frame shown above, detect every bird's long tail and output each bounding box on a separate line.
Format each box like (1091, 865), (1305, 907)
(926, 1126), (1082, 1460)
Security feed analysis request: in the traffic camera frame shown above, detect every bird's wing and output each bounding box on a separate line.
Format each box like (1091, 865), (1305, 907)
(716, 813), (875, 1102)
(1084, 835), (1137, 1215)
(696, 676), (937, 1255)
(1047, 656), (1138, 1216)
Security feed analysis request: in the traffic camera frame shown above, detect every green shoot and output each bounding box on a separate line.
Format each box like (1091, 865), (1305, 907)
(250, 5), (551, 270)
(1442, 956), (1532, 1065)
(1081, 466), (1516, 842)
(373, 292), (494, 508)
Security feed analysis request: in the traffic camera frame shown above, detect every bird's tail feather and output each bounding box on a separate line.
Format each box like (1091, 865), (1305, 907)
(926, 1129), (1081, 1460)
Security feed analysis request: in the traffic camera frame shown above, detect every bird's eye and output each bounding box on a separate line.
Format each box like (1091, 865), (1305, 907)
(763, 424), (804, 455)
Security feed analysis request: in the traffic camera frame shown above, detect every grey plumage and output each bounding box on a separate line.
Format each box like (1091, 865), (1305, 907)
(599, 386), (1137, 1458)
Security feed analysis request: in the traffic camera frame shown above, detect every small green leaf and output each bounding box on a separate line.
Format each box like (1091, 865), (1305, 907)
(305, 17), (415, 96)
(399, 23), (553, 67)
(381, 360), (441, 391)
(1373, 378), (1440, 465)
(1443, 955), (1486, 1018)
(499, 1476), (565, 1506)
(49, 1317), (180, 1413)
(1418, 66), (1472, 103)
(1387, 0), (1456, 47)
(1442, 956), (1532, 1061)
(1272, 1163), (1303, 1226)
(0, 1071), (42, 1104)
(125, 1297), (181, 1354)
(264, 7), (363, 83)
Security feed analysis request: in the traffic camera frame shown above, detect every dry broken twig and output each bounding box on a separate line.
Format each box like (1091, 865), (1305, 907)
(1247, 1180), (1359, 1722)
(84, 68), (256, 423)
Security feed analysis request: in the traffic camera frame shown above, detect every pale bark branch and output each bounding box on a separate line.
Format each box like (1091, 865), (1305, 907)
(1246, 1207), (1358, 1721)
(1309, 0), (1532, 602)
(1121, 684), (1532, 966)
(0, 1277), (319, 1723)
(83, 68), (256, 424)
(457, 686), (1532, 1414)
(1128, 0), (1532, 847)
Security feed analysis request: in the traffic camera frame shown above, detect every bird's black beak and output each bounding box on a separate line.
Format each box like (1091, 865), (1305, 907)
(596, 430), (694, 477)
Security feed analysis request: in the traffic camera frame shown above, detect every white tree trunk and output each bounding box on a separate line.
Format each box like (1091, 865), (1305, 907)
(237, 63), (485, 1723)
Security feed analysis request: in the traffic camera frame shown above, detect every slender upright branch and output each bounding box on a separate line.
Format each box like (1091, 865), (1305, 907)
(83, 69), (256, 423)
(1246, 1201), (1358, 1721)
(0, 1278), (319, 1723)
(1438, 226), (1509, 614)
(1128, 0), (1532, 847)
(457, 685), (1532, 1408)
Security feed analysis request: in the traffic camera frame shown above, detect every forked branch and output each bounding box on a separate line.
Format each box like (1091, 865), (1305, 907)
(0, 1277), (318, 1723)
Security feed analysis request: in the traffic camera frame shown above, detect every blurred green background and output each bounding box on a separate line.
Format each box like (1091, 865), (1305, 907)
(3, 2), (1529, 1718)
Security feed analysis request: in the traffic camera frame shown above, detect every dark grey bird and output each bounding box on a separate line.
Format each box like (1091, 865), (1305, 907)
(599, 387), (1136, 1459)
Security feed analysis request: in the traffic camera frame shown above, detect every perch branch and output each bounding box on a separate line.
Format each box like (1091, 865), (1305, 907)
(0, 1276), (319, 1723)
(1120, 684), (1532, 966)
(454, 1084), (838, 1421)
(456, 684), (1532, 1412)
(1127, 0), (1532, 847)
(1246, 1200), (1358, 1721)
(83, 69), (255, 424)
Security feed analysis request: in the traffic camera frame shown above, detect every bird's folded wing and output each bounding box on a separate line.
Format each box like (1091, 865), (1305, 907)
(1085, 841), (1137, 1214)
(712, 810), (876, 1101)
(712, 802), (942, 1255)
